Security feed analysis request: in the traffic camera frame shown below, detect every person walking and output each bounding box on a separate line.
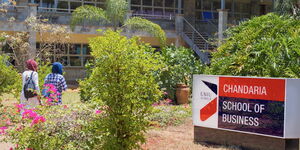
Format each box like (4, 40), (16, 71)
(21, 59), (40, 109)
(43, 62), (67, 105)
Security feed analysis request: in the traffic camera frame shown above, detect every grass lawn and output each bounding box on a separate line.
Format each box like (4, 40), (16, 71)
(0, 89), (81, 106)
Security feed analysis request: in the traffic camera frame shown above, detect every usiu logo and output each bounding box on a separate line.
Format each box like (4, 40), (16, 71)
(200, 80), (218, 121)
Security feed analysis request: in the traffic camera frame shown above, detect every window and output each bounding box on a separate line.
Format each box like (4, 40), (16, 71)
(57, 56), (69, 66)
(212, 1), (220, 10)
(131, 0), (141, 5)
(154, 8), (163, 15)
(165, 0), (174, 8)
(142, 0), (152, 6)
(70, 2), (82, 11)
(57, 1), (69, 12)
(84, 2), (95, 6)
(132, 6), (141, 13)
(195, 0), (201, 9)
(144, 7), (153, 15)
(153, 0), (162, 7)
(96, 3), (105, 9)
(82, 44), (91, 55)
(36, 43), (92, 67)
(203, 1), (211, 10)
(69, 44), (81, 55)
(70, 56), (82, 66)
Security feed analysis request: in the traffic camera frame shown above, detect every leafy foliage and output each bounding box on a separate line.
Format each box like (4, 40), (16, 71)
(84, 30), (163, 149)
(70, 5), (107, 30)
(124, 17), (167, 47)
(159, 46), (204, 99)
(206, 13), (300, 78)
(37, 60), (51, 90)
(274, 0), (300, 16)
(0, 55), (21, 98)
(70, 0), (166, 46)
(105, 0), (128, 28)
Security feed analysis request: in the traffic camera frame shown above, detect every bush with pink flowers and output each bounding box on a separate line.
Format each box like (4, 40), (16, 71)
(0, 103), (103, 150)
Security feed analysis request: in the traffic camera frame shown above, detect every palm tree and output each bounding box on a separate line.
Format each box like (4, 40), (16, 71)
(70, 0), (166, 46)
(274, 0), (300, 16)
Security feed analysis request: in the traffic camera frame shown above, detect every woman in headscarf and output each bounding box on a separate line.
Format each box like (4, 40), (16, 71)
(43, 62), (67, 104)
(21, 59), (40, 109)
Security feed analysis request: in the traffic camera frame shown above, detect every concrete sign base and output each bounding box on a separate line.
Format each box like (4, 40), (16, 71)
(194, 126), (299, 150)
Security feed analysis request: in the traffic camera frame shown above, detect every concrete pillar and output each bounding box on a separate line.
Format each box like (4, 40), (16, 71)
(126, 10), (132, 20)
(217, 9), (228, 46)
(178, 0), (182, 14)
(175, 14), (184, 47)
(128, 0), (131, 10)
(125, 10), (133, 37)
(27, 3), (38, 59)
(175, 14), (184, 33)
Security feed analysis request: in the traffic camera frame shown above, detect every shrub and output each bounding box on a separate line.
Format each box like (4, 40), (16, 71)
(37, 60), (51, 90)
(159, 46), (204, 99)
(83, 30), (163, 149)
(0, 55), (21, 99)
(1, 104), (100, 150)
(206, 13), (300, 78)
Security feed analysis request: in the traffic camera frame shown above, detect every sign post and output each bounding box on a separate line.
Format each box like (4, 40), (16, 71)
(193, 75), (300, 150)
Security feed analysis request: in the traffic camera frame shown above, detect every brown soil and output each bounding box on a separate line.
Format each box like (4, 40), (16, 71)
(0, 137), (13, 150)
(141, 118), (240, 150)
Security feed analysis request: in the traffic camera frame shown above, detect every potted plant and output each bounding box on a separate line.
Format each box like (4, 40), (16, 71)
(160, 46), (204, 104)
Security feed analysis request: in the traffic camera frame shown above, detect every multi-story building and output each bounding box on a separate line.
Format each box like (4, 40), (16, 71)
(0, 0), (273, 86)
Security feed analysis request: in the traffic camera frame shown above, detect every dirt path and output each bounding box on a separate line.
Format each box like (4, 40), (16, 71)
(0, 137), (12, 150)
(142, 118), (239, 150)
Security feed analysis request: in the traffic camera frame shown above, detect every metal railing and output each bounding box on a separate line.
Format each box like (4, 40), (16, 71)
(131, 13), (175, 30)
(132, 13), (174, 20)
(183, 17), (214, 50)
(180, 17), (213, 64)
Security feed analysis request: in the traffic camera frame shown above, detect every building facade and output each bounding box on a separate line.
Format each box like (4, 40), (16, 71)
(0, 0), (273, 86)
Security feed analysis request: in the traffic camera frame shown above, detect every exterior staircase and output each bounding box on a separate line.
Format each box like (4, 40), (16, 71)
(178, 17), (216, 64)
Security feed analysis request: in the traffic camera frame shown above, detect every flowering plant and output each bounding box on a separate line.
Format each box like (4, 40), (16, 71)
(1, 103), (102, 150)
(41, 84), (60, 105)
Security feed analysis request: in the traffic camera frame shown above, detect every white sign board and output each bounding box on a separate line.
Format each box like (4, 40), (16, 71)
(192, 75), (300, 138)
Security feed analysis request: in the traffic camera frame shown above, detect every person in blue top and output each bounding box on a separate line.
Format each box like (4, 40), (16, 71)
(43, 62), (67, 104)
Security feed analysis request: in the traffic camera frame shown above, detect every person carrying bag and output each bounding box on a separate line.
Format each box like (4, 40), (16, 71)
(20, 59), (40, 109)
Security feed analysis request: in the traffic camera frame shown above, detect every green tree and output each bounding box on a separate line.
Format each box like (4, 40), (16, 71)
(83, 30), (163, 149)
(70, 0), (166, 46)
(206, 13), (300, 78)
(274, 0), (300, 16)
